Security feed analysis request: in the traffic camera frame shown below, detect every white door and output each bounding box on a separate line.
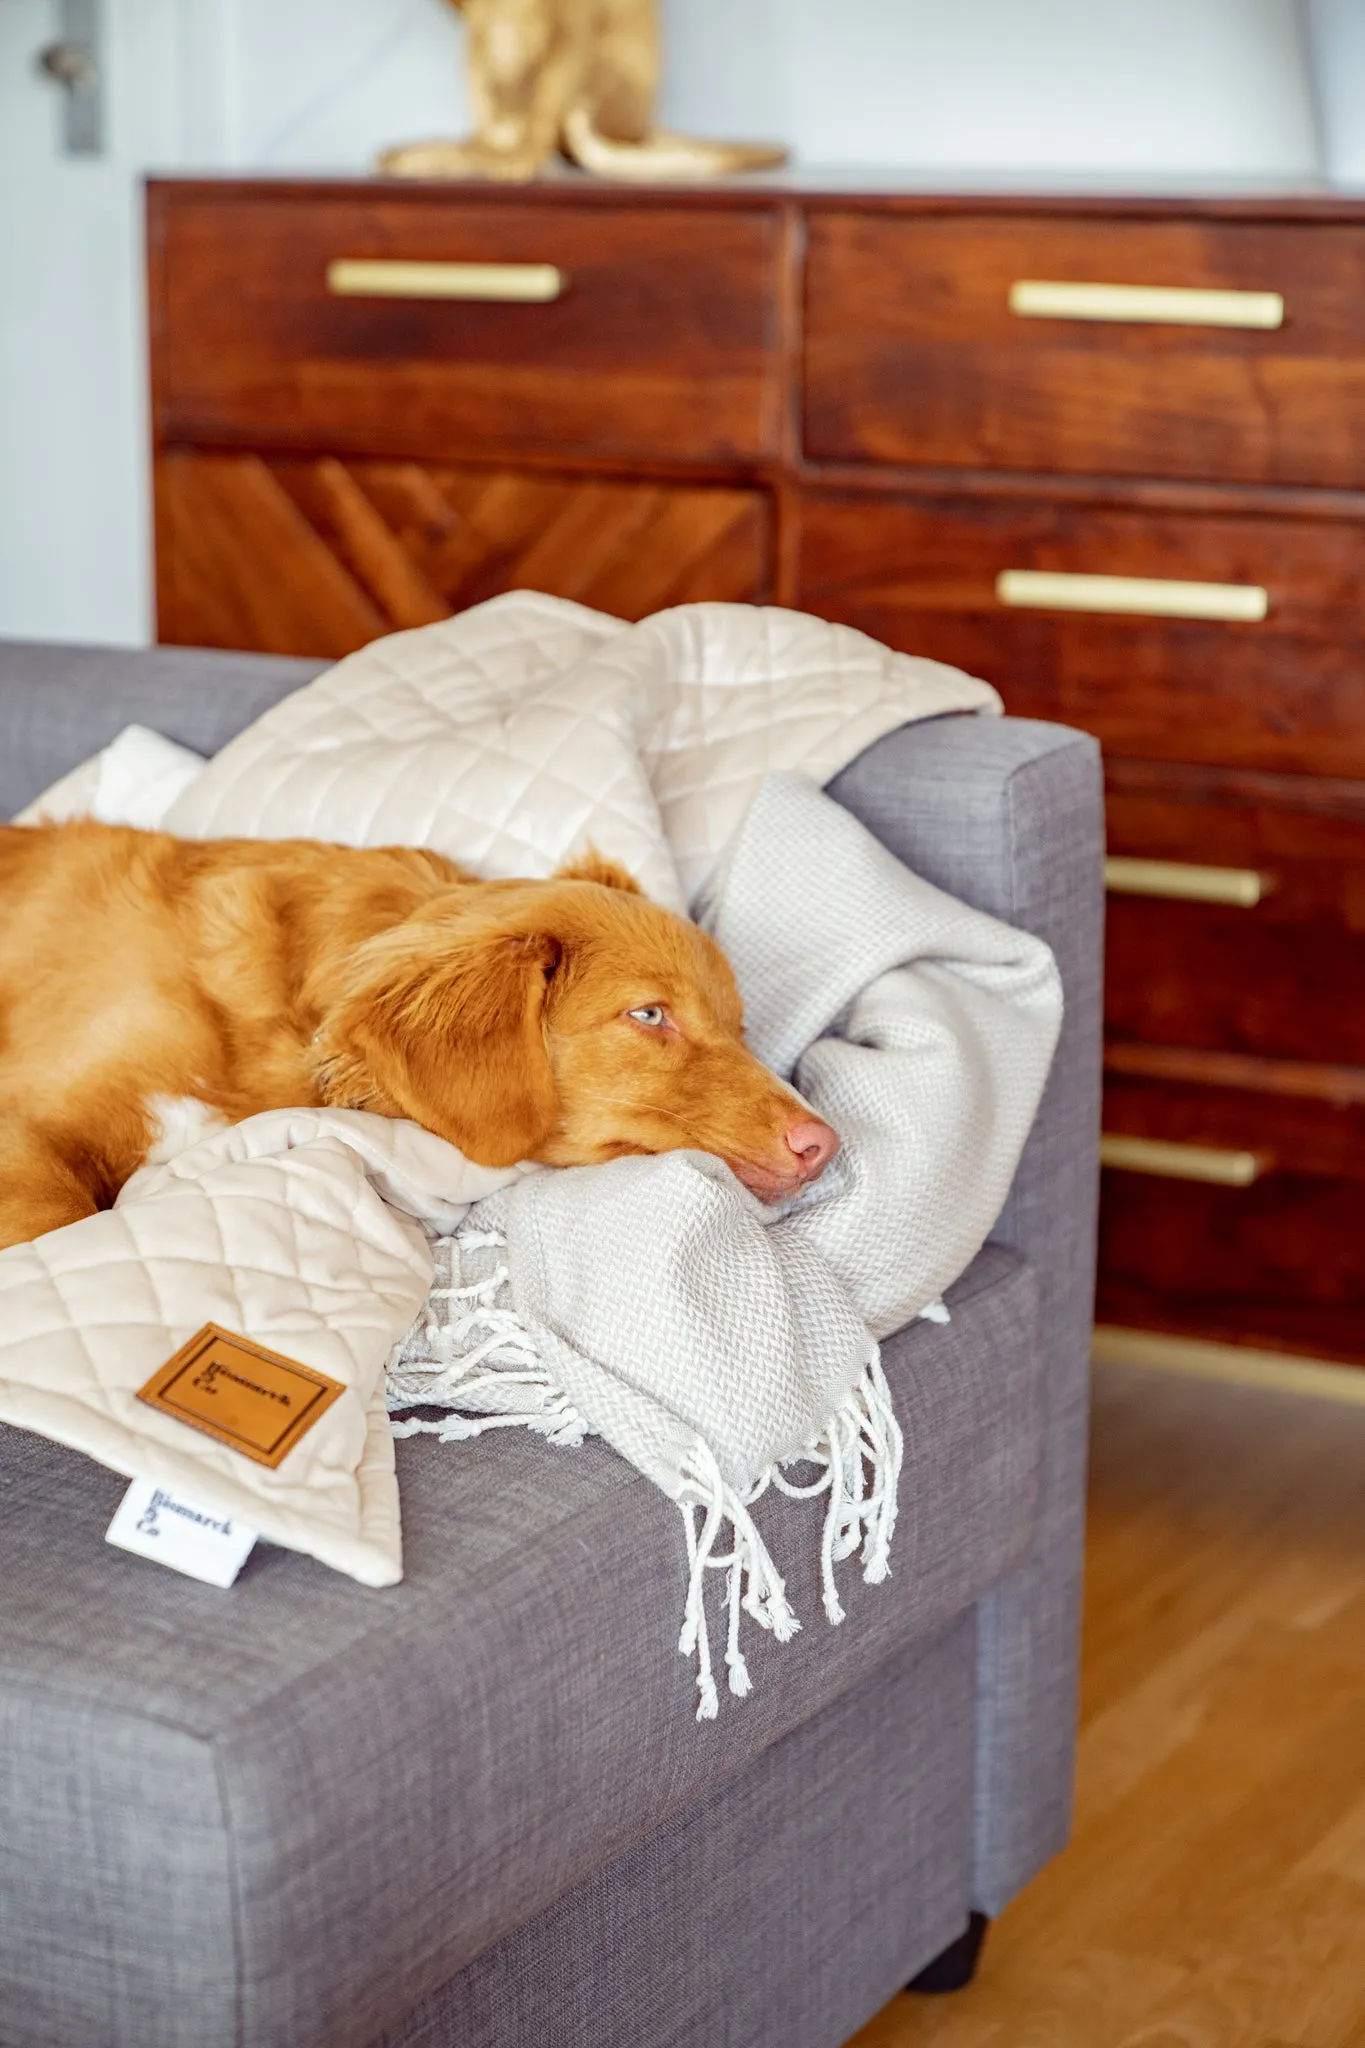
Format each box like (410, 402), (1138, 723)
(0, 0), (236, 645)
(0, 0), (462, 648)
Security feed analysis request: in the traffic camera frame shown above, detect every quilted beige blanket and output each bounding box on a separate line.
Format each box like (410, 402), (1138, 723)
(0, 595), (1005, 1600)
(160, 589), (1000, 906)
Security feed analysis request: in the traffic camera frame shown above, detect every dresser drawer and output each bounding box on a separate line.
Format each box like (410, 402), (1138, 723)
(805, 213), (1365, 487)
(154, 450), (773, 658)
(1105, 762), (1365, 1064)
(795, 490), (1365, 776)
(148, 186), (782, 466)
(1097, 1069), (1365, 1364)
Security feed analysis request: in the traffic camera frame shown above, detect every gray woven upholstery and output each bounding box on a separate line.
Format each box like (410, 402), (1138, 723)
(0, 640), (325, 820)
(379, 1616), (979, 2048)
(828, 715), (1104, 1912)
(0, 640), (1103, 2048)
(1, 1247), (1039, 2048)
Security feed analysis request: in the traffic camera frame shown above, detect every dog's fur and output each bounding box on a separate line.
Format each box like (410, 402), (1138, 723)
(0, 821), (837, 1251)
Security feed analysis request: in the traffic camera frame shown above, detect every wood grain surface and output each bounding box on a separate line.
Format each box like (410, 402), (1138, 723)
(141, 174), (1365, 223)
(795, 490), (1365, 776)
(1104, 1041), (1365, 1108)
(154, 451), (771, 656)
(148, 187), (783, 465)
(850, 1357), (1365, 2047)
(805, 214), (1365, 487)
(1103, 772), (1365, 1065)
(1096, 1068), (1365, 1365)
(146, 178), (1365, 1369)
(1106, 892), (1365, 1066)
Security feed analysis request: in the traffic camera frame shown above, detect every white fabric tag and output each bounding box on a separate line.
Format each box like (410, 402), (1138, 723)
(106, 1477), (258, 1588)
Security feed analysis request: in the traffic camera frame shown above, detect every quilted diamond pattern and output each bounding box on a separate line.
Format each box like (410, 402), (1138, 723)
(165, 593), (998, 908)
(0, 1110), (523, 1586)
(2, 599), (998, 1592)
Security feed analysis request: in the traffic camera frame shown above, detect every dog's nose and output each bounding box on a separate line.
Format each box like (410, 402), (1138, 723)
(784, 1118), (840, 1182)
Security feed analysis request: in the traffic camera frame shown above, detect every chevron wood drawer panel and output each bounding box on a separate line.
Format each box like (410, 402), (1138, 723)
(153, 451), (773, 658)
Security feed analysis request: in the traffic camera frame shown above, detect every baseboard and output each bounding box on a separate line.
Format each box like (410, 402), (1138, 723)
(1092, 1325), (1365, 1406)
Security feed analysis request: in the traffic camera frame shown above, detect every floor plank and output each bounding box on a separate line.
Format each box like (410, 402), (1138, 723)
(850, 1359), (1365, 2048)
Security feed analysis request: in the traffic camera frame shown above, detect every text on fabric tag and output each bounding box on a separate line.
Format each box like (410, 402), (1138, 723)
(137, 1323), (346, 1468)
(106, 1477), (258, 1588)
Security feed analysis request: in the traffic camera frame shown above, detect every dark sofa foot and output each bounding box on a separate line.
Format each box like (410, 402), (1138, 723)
(906, 1911), (989, 1993)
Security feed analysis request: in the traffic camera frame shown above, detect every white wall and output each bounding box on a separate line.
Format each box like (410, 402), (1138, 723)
(1307, 0), (1365, 182)
(0, 0), (172, 646)
(219, 0), (1323, 179)
(661, 0), (1320, 179)
(224, 0), (468, 170)
(0, 0), (1349, 647)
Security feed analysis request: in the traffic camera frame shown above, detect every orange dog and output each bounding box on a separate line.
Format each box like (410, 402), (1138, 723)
(0, 821), (838, 1250)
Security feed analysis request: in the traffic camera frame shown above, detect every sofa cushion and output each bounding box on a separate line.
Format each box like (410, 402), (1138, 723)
(0, 1242), (1039, 2048)
(0, 642), (325, 823)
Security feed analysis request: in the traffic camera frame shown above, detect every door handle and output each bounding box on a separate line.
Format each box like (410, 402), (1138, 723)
(35, 0), (101, 155)
(996, 570), (1268, 623)
(1100, 1134), (1267, 1186)
(1104, 857), (1271, 908)
(326, 259), (565, 304)
(1009, 280), (1284, 329)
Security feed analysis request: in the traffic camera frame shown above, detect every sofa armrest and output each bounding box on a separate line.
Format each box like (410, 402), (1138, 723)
(0, 641), (326, 821)
(827, 710), (1103, 1280)
(827, 710), (1104, 1913)
(0, 645), (1099, 1915)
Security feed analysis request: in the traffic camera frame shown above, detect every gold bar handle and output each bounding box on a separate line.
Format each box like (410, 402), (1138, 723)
(996, 569), (1268, 623)
(1104, 857), (1271, 909)
(1100, 1134), (1267, 1186)
(326, 258), (564, 304)
(1009, 279), (1284, 329)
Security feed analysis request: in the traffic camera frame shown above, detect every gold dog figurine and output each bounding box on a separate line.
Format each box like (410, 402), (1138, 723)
(377, 0), (788, 182)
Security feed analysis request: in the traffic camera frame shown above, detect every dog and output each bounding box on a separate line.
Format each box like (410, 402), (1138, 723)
(0, 820), (837, 1251)
(377, 0), (787, 183)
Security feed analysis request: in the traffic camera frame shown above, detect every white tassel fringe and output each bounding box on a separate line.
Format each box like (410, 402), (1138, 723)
(390, 1238), (905, 1727)
(670, 1342), (903, 1722)
(388, 1228), (591, 1448)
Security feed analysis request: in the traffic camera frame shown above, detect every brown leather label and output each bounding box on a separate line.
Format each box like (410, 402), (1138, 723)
(137, 1324), (346, 1469)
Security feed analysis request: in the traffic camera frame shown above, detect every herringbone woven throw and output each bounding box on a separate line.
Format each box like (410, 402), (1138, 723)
(390, 776), (1062, 1716)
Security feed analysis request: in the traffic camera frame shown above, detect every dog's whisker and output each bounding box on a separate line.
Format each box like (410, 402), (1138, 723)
(565, 1093), (695, 1131)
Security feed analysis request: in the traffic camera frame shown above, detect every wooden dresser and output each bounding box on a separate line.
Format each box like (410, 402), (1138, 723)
(147, 176), (1365, 1375)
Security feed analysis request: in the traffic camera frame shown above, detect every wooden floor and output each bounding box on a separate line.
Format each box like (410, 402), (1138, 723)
(851, 1357), (1365, 2048)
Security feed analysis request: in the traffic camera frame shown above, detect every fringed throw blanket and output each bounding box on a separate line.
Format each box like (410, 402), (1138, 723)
(388, 773), (1061, 1717)
(0, 595), (1058, 1715)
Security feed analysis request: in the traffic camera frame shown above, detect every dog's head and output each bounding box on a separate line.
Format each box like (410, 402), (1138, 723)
(317, 853), (837, 1201)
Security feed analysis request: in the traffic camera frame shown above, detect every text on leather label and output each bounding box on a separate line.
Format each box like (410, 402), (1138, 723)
(137, 1324), (346, 1468)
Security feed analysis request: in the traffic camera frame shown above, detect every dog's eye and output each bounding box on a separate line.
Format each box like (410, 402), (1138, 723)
(626, 1006), (667, 1028)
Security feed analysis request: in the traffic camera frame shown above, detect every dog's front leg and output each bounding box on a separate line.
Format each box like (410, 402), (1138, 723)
(0, 1114), (100, 1250)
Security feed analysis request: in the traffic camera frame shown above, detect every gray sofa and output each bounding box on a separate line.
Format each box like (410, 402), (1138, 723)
(0, 641), (1103, 2048)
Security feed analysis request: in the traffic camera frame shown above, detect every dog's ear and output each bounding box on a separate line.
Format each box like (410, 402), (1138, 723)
(319, 914), (562, 1167)
(554, 848), (642, 895)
